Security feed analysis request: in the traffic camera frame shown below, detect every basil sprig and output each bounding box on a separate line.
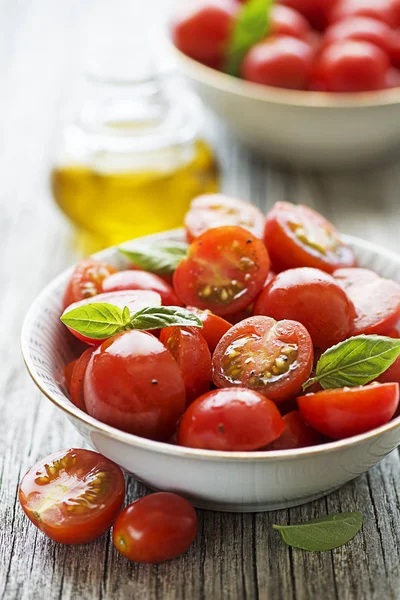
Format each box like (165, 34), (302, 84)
(273, 512), (363, 552)
(118, 241), (188, 275)
(61, 304), (202, 340)
(303, 335), (400, 392)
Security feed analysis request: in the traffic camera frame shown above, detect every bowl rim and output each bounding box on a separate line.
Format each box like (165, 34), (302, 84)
(21, 231), (400, 463)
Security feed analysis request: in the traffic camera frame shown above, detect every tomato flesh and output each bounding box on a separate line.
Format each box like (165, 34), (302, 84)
(102, 270), (180, 306)
(186, 306), (232, 353)
(212, 316), (313, 403)
(113, 492), (197, 563)
(177, 387), (285, 450)
(63, 259), (116, 310)
(265, 410), (324, 450)
(69, 347), (95, 411)
(18, 449), (125, 544)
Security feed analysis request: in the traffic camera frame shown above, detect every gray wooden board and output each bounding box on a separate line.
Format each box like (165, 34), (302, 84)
(1, 1), (400, 598)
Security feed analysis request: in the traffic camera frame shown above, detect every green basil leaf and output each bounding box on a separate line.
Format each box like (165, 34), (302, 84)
(273, 512), (363, 552)
(61, 303), (127, 340)
(225, 0), (273, 77)
(118, 241), (188, 275)
(129, 306), (203, 331)
(303, 335), (400, 391)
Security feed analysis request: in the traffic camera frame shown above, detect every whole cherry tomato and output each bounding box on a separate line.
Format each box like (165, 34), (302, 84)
(253, 268), (355, 349)
(329, 0), (397, 27)
(391, 0), (400, 27)
(280, 0), (337, 30)
(322, 16), (393, 57)
(63, 259), (116, 310)
(113, 492), (198, 563)
(242, 36), (314, 90)
(297, 383), (399, 439)
(177, 387), (285, 450)
(212, 316), (313, 402)
(390, 29), (400, 69)
(173, 226), (270, 317)
(19, 448), (125, 544)
(69, 347), (94, 411)
(386, 67), (400, 88)
(186, 307), (232, 353)
(264, 202), (356, 274)
(64, 359), (77, 393)
(160, 326), (212, 404)
(184, 194), (266, 242)
(84, 330), (186, 441)
(270, 5), (311, 39)
(265, 410), (324, 450)
(102, 269), (180, 306)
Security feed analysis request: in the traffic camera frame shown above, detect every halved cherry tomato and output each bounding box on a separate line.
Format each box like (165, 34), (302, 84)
(333, 267), (379, 288)
(113, 492), (198, 563)
(254, 267), (355, 349)
(322, 16), (393, 57)
(18, 448), (125, 544)
(102, 269), (180, 306)
(173, 226), (270, 317)
(62, 290), (162, 345)
(84, 330), (186, 441)
(387, 327), (400, 338)
(212, 316), (313, 402)
(297, 382), (399, 439)
(265, 410), (324, 450)
(264, 202), (356, 274)
(64, 359), (77, 393)
(160, 326), (212, 404)
(378, 356), (400, 383)
(69, 347), (95, 411)
(184, 194), (266, 242)
(329, 0), (397, 27)
(186, 307), (232, 353)
(280, 0), (335, 30)
(63, 259), (116, 310)
(177, 387), (285, 450)
(270, 5), (311, 39)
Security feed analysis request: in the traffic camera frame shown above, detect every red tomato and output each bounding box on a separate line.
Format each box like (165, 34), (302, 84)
(264, 202), (356, 274)
(84, 330), (186, 440)
(177, 387), (285, 450)
(333, 267), (379, 288)
(62, 290), (162, 345)
(184, 194), (266, 242)
(387, 327), (400, 338)
(329, 0), (397, 27)
(186, 307), (232, 352)
(242, 36), (314, 90)
(378, 356), (400, 384)
(297, 383), (399, 439)
(280, 0), (336, 30)
(386, 67), (400, 88)
(159, 326), (212, 404)
(18, 449), (125, 544)
(173, 226), (270, 317)
(63, 259), (116, 310)
(212, 316), (313, 402)
(113, 493), (197, 563)
(322, 16), (393, 57)
(69, 347), (95, 411)
(270, 5), (311, 39)
(102, 270), (180, 306)
(391, 0), (400, 27)
(171, 0), (240, 69)
(64, 359), (77, 393)
(265, 410), (324, 450)
(254, 268), (355, 349)
(390, 30), (400, 69)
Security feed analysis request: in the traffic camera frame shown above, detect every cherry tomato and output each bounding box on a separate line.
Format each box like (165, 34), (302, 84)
(212, 316), (313, 402)
(113, 493), (197, 563)
(184, 194), (265, 242)
(280, 0), (336, 30)
(63, 259), (116, 310)
(264, 202), (356, 274)
(186, 307), (232, 353)
(177, 387), (285, 450)
(387, 327), (400, 338)
(378, 356), (400, 384)
(333, 267), (379, 288)
(391, 0), (400, 27)
(297, 383), (399, 439)
(62, 290), (162, 345)
(84, 330), (186, 440)
(312, 40), (389, 92)
(329, 0), (397, 27)
(159, 326), (212, 405)
(254, 268), (355, 349)
(265, 410), (324, 450)
(390, 30), (400, 69)
(173, 226), (270, 317)
(18, 448), (125, 544)
(171, 0), (240, 69)
(64, 359), (77, 393)
(242, 36), (314, 90)
(322, 16), (393, 57)
(270, 5), (311, 39)
(102, 269), (180, 306)
(69, 347), (95, 411)
(386, 67), (400, 88)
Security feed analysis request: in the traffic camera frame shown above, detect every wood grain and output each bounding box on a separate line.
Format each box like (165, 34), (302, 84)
(1, 1), (400, 599)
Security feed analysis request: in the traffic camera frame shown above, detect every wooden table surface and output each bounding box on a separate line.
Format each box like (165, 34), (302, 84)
(1, 1), (400, 599)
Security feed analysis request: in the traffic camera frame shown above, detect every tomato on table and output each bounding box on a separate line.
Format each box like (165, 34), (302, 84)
(329, 0), (397, 27)
(263, 202), (356, 274)
(186, 307), (232, 353)
(253, 267), (355, 349)
(212, 316), (313, 402)
(177, 387), (285, 450)
(270, 5), (311, 40)
(113, 492), (197, 563)
(265, 410), (324, 450)
(280, 0), (336, 30)
(173, 226), (270, 317)
(160, 326), (212, 405)
(64, 359), (77, 393)
(297, 382), (399, 439)
(102, 269), (180, 306)
(63, 259), (116, 310)
(18, 448), (125, 544)
(184, 194), (266, 242)
(69, 347), (95, 411)
(84, 330), (186, 441)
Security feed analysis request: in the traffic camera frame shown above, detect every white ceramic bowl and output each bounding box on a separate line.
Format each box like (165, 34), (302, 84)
(166, 38), (400, 168)
(21, 230), (400, 512)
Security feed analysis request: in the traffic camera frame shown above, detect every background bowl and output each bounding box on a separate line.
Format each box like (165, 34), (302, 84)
(167, 40), (400, 169)
(21, 230), (400, 512)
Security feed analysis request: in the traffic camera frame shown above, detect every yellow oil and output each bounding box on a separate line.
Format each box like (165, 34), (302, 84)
(52, 140), (219, 254)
